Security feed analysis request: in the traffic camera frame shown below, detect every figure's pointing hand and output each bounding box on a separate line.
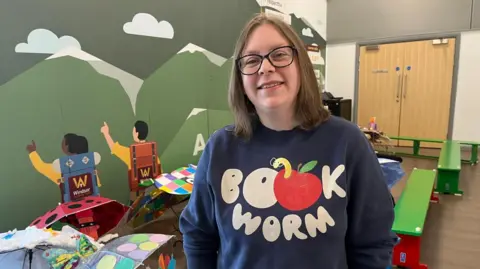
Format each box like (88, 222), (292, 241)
(26, 140), (36, 153)
(100, 121), (109, 134)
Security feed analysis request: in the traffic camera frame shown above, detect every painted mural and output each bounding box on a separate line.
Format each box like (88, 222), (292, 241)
(0, 0), (327, 231)
(259, 0), (327, 89)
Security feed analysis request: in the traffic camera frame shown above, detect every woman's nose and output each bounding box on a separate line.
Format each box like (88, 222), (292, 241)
(258, 58), (275, 75)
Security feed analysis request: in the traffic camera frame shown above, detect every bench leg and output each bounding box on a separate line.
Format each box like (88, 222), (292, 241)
(471, 145), (478, 165)
(392, 234), (428, 269)
(435, 169), (463, 196)
(413, 140), (420, 156)
(430, 188), (439, 203)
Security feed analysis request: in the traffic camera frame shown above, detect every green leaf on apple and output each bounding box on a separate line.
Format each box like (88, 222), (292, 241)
(299, 160), (318, 173)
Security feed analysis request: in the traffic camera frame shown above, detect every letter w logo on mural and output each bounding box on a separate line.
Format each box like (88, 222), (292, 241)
(138, 167), (152, 179)
(73, 175), (88, 189)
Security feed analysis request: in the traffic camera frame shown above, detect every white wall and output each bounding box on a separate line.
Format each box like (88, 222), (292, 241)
(452, 31), (480, 142)
(325, 43), (356, 100)
(325, 31), (480, 142)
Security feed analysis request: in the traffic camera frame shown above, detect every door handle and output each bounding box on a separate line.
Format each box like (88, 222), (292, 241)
(396, 74), (401, 102)
(403, 73), (408, 98)
(396, 72), (402, 102)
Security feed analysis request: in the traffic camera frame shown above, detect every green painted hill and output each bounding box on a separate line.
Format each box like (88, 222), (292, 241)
(208, 109), (234, 136)
(158, 108), (234, 172)
(208, 58), (234, 111)
(160, 109), (209, 171)
(206, 58), (234, 135)
(135, 52), (220, 157)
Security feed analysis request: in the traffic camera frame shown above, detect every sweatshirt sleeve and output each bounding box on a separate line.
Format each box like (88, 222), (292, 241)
(345, 128), (398, 269)
(179, 140), (219, 269)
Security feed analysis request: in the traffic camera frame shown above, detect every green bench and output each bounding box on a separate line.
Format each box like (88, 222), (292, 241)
(391, 168), (437, 268)
(378, 136), (479, 165)
(436, 140), (463, 195)
(389, 136), (443, 155)
(458, 140), (480, 165)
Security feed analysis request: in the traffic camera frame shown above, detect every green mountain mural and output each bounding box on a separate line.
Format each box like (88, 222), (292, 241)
(0, 54), (136, 230)
(208, 58), (234, 111)
(0, 42), (236, 230)
(290, 14), (326, 82)
(136, 47), (217, 155)
(208, 109), (234, 136)
(160, 109), (209, 171)
(207, 58), (234, 135)
(160, 109), (234, 171)
(136, 43), (234, 171)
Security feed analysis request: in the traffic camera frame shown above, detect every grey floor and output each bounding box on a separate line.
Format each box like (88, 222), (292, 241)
(137, 147), (480, 269)
(388, 148), (480, 269)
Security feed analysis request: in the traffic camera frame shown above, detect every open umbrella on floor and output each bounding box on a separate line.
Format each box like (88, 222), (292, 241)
(0, 246), (51, 269)
(79, 233), (174, 268)
(0, 226), (101, 269)
(29, 196), (130, 240)
(153, 165), (196, 195)
(127, 164), (196, 228)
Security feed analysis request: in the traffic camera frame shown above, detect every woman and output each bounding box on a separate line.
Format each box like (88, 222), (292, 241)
(179, 13), (397, 269)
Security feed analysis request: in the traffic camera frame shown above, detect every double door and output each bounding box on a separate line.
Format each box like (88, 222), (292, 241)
(357, 38), (456, 148)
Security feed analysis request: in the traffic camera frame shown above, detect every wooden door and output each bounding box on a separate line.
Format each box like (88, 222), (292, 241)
(357, 43), (405, 145)
(398, 39), (456, 148)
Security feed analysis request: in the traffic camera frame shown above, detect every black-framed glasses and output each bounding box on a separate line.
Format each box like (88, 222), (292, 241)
(236, 45), (297, 75)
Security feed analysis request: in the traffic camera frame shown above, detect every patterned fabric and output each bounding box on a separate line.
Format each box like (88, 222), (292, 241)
(379, 160), (405, 189)
(42, 234), (97, 269)
(153, 165), (196, 195)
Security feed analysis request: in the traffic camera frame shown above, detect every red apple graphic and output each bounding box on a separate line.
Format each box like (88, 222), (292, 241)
(273, 160), (322, 211)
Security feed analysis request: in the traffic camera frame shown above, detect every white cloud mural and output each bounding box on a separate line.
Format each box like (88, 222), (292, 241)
(15, 29), (81, 54)
(302, 27), (313, 37)
(123, 13), (174, 39)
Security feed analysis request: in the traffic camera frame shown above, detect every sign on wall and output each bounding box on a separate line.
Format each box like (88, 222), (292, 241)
(259, 0), (286, 11)
(305, 44), (324, 65)
(265, 8), (292, 25)
(305, 44), (325, 87)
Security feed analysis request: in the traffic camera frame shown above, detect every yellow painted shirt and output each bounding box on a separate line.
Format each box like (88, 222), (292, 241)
(28, 151), (61, 185)
(111, 142), (162, 172)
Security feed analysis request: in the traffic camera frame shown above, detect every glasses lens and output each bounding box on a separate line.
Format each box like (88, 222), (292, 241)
(238, 55), (262, 75)
(268, 47), (294, 67)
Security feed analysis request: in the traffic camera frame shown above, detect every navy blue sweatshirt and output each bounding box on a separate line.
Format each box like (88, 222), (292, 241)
(179, 116), (397, 269)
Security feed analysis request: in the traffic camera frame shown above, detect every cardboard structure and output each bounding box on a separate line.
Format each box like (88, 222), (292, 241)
(29, 196), (129, 241)
(129, 142), (161, 192)
(128, 165), (196, 229)
(57, 152), (101, 203)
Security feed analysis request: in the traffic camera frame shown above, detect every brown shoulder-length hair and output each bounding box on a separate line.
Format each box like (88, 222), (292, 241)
(228, 13), (330, 139)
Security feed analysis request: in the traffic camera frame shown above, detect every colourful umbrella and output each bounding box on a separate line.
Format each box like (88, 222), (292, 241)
(153, 165), (196, 195)
(29, 196), (130, 239)
(79, 233), (174, 269)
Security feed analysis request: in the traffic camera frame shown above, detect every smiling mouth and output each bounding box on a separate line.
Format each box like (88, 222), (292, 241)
(257, 82), (284, 90)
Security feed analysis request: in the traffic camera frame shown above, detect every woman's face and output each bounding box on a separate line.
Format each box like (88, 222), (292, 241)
(240, 23), (300, 114)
